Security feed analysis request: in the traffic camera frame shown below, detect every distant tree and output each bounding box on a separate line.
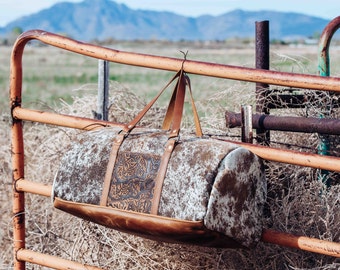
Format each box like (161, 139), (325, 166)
(12, 26), (24, 36)
(311, 31), (321, 40)
(3, 26), (24, 45)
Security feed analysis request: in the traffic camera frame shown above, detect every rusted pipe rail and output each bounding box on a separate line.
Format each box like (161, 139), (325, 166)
(261, 230), (340, 257)
(17, 179), (340, 258)
(12, 107), (340, 172)
(16, 179), (51, 197)
(318, 16), (340, 76)
(10, 30), (340, 106)
(10, 30), (340, 269)
(224, 139), (340, 172)
(226, 111), (340, 135)
(12, 107), (123, 130)
(16, 249), (102, 270)
(317, 16), (340, 184)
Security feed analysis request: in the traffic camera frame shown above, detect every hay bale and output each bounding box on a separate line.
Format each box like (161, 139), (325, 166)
(1, 81), (339, 269)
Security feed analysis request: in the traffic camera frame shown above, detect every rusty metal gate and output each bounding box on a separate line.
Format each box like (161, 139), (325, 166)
(10, 26), (340, 269)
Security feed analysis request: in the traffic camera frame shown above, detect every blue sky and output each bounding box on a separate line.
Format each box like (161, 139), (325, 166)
(1, 0), (339, 27)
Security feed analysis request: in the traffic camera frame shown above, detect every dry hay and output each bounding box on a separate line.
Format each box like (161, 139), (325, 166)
(0, 80), (339, 269)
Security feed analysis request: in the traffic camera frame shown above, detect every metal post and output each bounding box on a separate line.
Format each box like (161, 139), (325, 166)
(317, 16), (340, 186)
(255, 21), (270, 145)
(96, 60), (110, 121)
(10, 52), (26, 270)
(241, 105), (253, 143)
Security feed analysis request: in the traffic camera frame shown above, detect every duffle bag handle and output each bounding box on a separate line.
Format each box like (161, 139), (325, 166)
(122, 69), (183, 136)
(101, 67), (192, 211)
(122, 59), (202, 138)
(162, 73), (202, 137)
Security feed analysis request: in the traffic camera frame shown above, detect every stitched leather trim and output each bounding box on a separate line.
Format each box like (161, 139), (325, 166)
(101, 69), (196, 215)
(54, 197), (243, 248)
(186, 75), (203, 137)
(150, 139), (176, 215)
(162, 73), (202, 137)
(100, 133), (125, 206)
(169, 71), (186, 138)
(122, 71), (181, 133)
(107, 151), (161, 213)
(162, 82), (178, 131)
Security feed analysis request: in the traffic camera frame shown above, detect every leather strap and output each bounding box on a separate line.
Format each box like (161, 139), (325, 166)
(151, 71), (188, 214)
(100, 72), (182, 208)
(161, 82), (178, 131)
(162, 72), (202, 137)
(150, 138), (176, 215)
(169, 71), (186, 138)
(101, 67), (201, 214)
(122, 71), (181, 133)
(185, 75), (203, 137)
(100, 133), (125, 206)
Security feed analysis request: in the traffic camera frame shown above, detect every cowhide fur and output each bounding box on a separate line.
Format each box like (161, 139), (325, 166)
(53, 127), (266, 248)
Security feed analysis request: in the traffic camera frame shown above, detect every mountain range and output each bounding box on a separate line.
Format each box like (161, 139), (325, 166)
(0, 0), (334, 41)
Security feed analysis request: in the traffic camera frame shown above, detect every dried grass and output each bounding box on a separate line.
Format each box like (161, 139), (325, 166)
(1, 75), (339, 269)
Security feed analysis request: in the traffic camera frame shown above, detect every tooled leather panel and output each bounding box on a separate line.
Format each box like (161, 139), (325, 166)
(54, 198), (244, 248)
(112, 130), (169, 213)
(53, 127), (167, 205)
(107, 151), (161, 213)
(204, 147), (267, 248)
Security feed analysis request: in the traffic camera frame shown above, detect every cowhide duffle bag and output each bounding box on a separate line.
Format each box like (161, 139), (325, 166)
(52, 69), (267, 249)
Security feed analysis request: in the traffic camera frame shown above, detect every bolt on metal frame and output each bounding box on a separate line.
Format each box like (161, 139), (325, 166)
(10, 30), (340, 269)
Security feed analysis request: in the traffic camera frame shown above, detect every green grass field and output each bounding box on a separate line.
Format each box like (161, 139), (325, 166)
(2, 40), (339, 114)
